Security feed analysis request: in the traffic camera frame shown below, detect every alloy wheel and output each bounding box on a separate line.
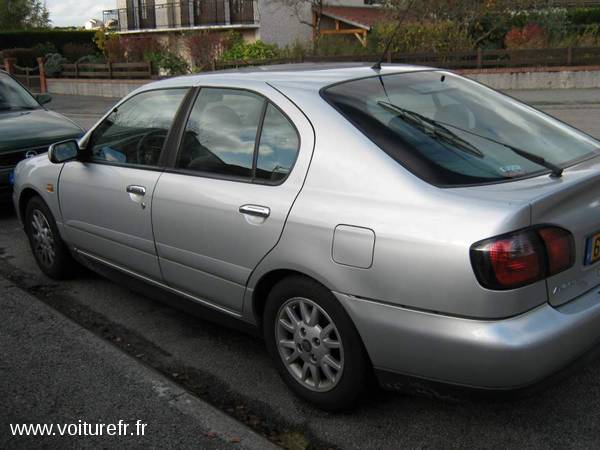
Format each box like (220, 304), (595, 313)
(276, 297), (344, 392)
(31, 209), (55, 268)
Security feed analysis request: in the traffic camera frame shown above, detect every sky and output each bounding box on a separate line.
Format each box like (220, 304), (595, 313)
(46, 0), (115, 27)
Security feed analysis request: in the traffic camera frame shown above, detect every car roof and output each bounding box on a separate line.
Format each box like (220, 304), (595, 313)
(141, 63), (436, 92)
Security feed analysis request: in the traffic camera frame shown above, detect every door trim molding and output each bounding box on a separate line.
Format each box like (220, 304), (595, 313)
(75, 248), (243, 319)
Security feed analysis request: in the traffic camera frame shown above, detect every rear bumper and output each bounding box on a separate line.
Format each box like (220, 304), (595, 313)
(335, 287), (600, 390)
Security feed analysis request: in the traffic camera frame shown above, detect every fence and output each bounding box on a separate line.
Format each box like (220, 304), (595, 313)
(12, 63), (41, 92)
(61, 61), (152, 79)
(2, 57), (47, 93)
(214, 46), (600, 72)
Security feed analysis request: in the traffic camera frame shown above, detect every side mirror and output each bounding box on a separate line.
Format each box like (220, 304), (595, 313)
(48, 140), (80, 164)
(36, 93), (52, 105)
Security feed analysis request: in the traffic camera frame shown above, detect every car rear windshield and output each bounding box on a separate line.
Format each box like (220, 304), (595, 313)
(322, 71), (600, 186)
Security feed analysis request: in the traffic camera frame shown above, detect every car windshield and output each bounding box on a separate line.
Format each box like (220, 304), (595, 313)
(322, 71), (600, 186)
(0, 72), (40, 111)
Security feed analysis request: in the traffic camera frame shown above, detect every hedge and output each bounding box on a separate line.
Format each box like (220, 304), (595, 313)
(0, 30), (97, 53)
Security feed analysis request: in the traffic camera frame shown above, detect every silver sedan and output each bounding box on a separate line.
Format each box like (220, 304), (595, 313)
(12, 64), (600, 410)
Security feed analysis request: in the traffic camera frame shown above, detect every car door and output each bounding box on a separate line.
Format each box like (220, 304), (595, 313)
(59, 88), (189, 280)
(152, 86), (314, 313)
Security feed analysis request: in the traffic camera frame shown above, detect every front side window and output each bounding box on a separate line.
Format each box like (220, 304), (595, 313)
(88, 89), (187, 167)
(322, 71), (600, 186)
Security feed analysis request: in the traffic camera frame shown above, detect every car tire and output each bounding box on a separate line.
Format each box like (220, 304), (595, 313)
(25, 195), (77, 279)
(263, 275), (370, 411)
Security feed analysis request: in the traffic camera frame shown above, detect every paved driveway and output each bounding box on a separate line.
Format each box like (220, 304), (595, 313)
(3, 89), (600, 449)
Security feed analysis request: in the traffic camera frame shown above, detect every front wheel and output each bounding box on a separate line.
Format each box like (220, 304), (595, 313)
(263, 276), (370, 411)
(25, 196), (77, 279)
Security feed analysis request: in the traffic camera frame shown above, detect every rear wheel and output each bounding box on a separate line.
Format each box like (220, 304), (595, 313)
(25, 196), (77, 279)
(264, 276), (370, 411)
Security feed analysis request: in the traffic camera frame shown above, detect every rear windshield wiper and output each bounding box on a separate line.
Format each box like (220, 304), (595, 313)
(377, 101), (483, 159)
(431, 117), (564, 178)
(378, 101), (563, 179)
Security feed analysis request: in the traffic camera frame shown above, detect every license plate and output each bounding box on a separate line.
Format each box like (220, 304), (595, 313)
(584, 232), (600, 265)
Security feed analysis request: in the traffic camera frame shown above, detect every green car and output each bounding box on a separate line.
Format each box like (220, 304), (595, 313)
(0, 70), (84, 201)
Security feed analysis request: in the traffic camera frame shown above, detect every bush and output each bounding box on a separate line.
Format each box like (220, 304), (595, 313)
(374, 21), (473, 54)
(220, 39), (279, 61)
(146, 50), (189, 76)
(62, 42), (96, 62)
(279, 40), (310, 60)
(505, 23), (547, 49)
(470, 8), (568, 49)
(44, 53), (67, 77)
(510, 8), (568, 44)
(567, 7), (600, 26)
(0, 30), (97, 52)
(557, 23), (600, 47)
(313, 35), (366, 57)
(103, 34), (126, 62)
(121, 36), (161, 62)
(187, 30), (234, 70)
(32, 41), (57, 57)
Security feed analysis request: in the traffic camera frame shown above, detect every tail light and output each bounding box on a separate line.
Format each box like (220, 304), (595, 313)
(470, 226), (574, 290)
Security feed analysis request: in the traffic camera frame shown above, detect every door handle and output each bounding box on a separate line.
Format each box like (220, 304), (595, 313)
(239, 204), (271, 218)
(126, 185), (146, 196)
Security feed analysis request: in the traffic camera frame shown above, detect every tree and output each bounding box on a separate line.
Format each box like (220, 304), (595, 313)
(0, 0), (51, 30)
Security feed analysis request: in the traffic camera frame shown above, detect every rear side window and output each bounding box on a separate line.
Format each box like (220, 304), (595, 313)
(89, 89), (187, 167)
(177, 88), (264, 179)
(322, 72), (599, 186)
(256, 104), (300, 183)
(177, 88), (300, 184)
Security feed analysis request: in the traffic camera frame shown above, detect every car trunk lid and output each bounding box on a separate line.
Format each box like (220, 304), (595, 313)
(530, 157), (600, 306)
(455, 154), (600, 307)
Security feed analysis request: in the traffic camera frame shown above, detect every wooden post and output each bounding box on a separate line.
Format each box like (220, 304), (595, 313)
(477, 47), (483, 69)
(108, 61), (113, 79)
(37, 57), (47, 93)
(4, 57), (16, 75)
(74, 62), (79, 78)
(387, 49), (392, 64)
(567, 46), (573, 66)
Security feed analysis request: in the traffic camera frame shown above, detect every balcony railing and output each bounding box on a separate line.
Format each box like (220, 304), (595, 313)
(103, 0), (256, 32)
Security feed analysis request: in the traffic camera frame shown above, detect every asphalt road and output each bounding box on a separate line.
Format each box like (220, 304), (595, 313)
(0, 276), (277, 450)
(2, 90), (600, 449)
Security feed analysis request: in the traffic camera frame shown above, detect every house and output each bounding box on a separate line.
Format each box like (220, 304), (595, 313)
(102, 0), (386, 50)
(84, 18), (105, 30)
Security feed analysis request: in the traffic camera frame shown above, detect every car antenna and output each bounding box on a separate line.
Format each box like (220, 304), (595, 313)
(372, 0), (416, 71)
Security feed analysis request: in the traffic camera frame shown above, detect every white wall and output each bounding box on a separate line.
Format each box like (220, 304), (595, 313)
(256, 0), (313, 47)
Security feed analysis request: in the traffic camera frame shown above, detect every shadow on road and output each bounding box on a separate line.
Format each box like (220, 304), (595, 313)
(1, 202), (16, 219)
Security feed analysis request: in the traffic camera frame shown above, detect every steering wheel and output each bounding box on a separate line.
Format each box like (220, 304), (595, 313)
(136, 129), (167, 165)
